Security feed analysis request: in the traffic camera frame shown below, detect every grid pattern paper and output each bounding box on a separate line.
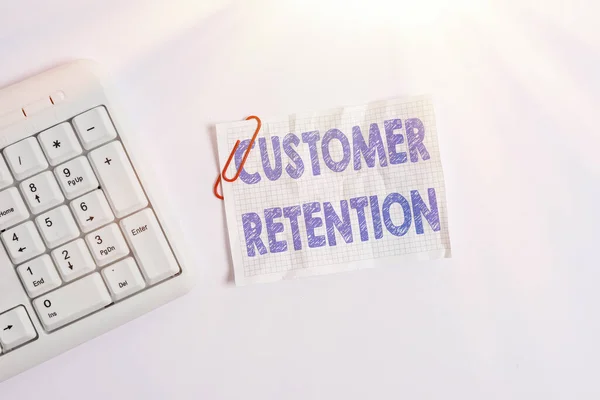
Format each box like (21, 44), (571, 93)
(217, 96), (451, 285)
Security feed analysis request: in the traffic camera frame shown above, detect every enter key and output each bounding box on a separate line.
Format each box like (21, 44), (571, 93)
(120, 208), (180, 285)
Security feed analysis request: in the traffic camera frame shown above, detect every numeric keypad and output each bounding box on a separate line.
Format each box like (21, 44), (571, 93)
(0, 104), (179, 343)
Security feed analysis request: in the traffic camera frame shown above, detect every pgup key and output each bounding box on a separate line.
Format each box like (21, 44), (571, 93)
(54, 156), (99, 200)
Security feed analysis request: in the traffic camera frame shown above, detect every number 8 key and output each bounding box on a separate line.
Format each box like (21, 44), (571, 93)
(19, 171), (64, 214)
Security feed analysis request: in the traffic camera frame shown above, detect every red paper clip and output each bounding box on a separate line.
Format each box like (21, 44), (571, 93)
(213, 115), (262, 200)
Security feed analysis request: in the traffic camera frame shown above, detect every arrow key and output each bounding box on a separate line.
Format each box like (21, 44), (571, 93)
(1, 221), (45, 264)
(20, 171), (64, 215)
(0, 306), (37, 352)
(70, 189), (114, 233)
(52, 239), (96, 282)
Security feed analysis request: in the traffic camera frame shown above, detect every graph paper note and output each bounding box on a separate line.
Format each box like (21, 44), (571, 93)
(217, 96), (451, 285)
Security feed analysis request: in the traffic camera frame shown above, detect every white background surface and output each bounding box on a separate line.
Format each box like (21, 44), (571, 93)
(1, 0), (600, 398)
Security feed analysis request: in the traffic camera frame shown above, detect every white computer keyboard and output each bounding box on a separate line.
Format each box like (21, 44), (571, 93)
(0, 61), (192, 382)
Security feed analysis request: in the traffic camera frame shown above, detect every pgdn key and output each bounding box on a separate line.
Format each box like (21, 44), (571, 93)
(86, 223), (129, 266)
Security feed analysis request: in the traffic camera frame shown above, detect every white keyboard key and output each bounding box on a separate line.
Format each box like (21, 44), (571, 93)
(86, 223), (129, 266)
(0, 306), (37, 351)
(89, 141), (147, 218)
(101, 257), (146, 301)
(1, 221), (45, 264)
(0, 155), (13, 190)
(121, 209), (180, 285)
(51, 239), (96, 282)
(33, 273), (111, 332)
(17, 255), (62, 298)
(54, 156), (99, 200)
(0, 187), (29, 230)
(20, 171), (64, 214)
(70, 189), (114, 233)
(35, 206), (79, 248)
(3, 137), (49, 180)
(38, 122), (83, 166)
(72, 107), (117, 150)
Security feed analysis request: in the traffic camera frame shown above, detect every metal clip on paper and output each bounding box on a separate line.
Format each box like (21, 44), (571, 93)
(213, 115), (262, 200)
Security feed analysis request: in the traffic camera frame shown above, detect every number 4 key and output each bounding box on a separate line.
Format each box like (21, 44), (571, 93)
(0, 221), (46, 264)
